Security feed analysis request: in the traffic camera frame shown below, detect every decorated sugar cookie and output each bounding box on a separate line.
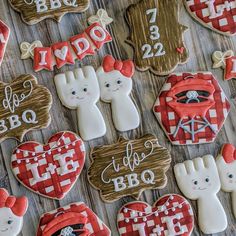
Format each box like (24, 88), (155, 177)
(153, 72), (231, 145)
(0, 188), (28, 236)
(0, 74), (52, 143)
(212, 50), (236, 81)
(8, 0), (90, 25)
(126, 0), (188, 75)
(184, 0), (236, 36)
(174, 155), (227, 234)
(117, 194), (194, 236)
(0, 20), (10, 66)
(55, 67), (106, 141)
(88, 134), (171, 202)
(96, 55), (140, 132)
(11, 131), (86, 200)
(36, 202), (111, 235)
(20, 10), (113, 71)
(216, 144), (236, 218)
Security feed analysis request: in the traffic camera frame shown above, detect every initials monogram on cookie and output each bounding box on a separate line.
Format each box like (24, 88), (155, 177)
(0, 74), (52, 142)
(11, 131), (86, 199)
(117, 194), (194, 236)
(126, 0), (188, 75)
(88, 134), (171, 202)
(185, 0), (236, 36)
(8, 0), (90, 25)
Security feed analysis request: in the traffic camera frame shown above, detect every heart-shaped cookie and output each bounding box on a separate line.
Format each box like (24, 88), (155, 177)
(11, 131), (86, 200)
(0, 20), (10, 66)
(54, 46), (68, 61)
(184, 0), (236, 36)
(117, 194), (194, 236)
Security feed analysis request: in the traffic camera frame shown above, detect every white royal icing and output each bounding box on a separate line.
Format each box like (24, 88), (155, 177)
(96, 68), (140, 132)
(174, 155), (227, 234)
(54, 67), (106, 141)
(0, 208), (23, 236)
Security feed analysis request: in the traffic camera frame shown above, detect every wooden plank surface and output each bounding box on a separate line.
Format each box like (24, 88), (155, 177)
(0, 0), (236, 235)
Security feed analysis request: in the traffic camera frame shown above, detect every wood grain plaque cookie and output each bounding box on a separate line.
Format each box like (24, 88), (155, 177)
(88, 134), (171, 203)
(8, 0), (90, 25)
(126, 0), (189, 76)
(0, 74), (52, 142)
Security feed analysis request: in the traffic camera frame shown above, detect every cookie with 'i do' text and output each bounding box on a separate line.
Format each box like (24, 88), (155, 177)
(88, 134), (171, 203)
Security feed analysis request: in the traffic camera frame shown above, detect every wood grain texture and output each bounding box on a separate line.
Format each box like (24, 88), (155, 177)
(0, 74), (52, 142)
(0, 0), (236, 235)
(8, 0), (90, 25)
(126, 0), (188, 75)
(88, 134), (171, 202)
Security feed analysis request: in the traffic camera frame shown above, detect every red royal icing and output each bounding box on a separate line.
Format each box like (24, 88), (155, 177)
(34, 47), (53, 72)
(51, 41), (75, 69)
(0, 20), (10, 66)
(225, 56), (236, 80)
(102, 55), (135, 78)
(222, 144), (236, 163)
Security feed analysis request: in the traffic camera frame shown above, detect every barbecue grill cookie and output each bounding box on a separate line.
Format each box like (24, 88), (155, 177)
(153, 72), (230, 145)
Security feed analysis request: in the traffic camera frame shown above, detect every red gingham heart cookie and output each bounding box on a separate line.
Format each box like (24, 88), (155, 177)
(117, 194), (194, 236)
(185, 0), (236, 36)
(11, 131), (86, 200)
(0, 20), (10, 66)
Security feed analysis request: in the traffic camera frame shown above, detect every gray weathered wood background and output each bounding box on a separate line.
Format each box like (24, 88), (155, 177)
(0, 0), (236, 235)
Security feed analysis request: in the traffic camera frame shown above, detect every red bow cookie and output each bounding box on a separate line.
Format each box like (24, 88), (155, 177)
(0, 188), (28, 217)
(184, 0), (236, 36)
(0, 20), (10, 66)
(117, 194), (194, 236)
(11, 131), (86, 200)
(102, 55), (135, 78)
(37, 202), (111, 236)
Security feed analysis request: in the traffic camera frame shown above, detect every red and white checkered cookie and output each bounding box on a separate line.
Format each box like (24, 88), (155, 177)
(0, 20), (10, 66)
(37, 202), (111, 236)
(117, 194), (194, 236)
(185, 0), (236, 36)
(153, 72), (230, 145)
(11, 131), (85, 200)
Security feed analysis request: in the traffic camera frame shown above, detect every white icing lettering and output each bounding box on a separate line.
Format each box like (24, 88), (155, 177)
(126, 173), (140, 188)
(0, 120), (7, 134)
(0, 33), (6, 43)
(50, 0), (62, 9)
(112, 177), (126, 192)
(2, 80), (33, 113)
(206, 0), (234, 19)
(54, 150), (77, 175)
(27, 163), (50, 185)
(8, 115), (21, 130)
(35, 0), (48, 13)
(141, 169), (155, 184)
(71, 37), (90, 55)
(22, 110), (38, 124)
(63, 0), (77, 7)
(39, 51), (48, 65)
(146, 8), (157, 23)
(89, 26), (106, 42)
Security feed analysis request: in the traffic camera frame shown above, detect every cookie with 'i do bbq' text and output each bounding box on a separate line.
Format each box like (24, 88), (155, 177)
(8, 0), (90, 25)
(126, 0), (189, 76)
(88, 134), (171, 203)
(0, 74), (52, 143)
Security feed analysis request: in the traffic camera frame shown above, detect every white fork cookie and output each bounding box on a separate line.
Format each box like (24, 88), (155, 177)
(174, 155), (227, 234)
(54, 66), (106, 141)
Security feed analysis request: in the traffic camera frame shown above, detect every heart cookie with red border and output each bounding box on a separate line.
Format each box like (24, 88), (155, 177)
(117, 194), (194, 236)
(11, 131), (86, 200)
(184, 0), (236, 36)
(0, 20), (10, 66)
